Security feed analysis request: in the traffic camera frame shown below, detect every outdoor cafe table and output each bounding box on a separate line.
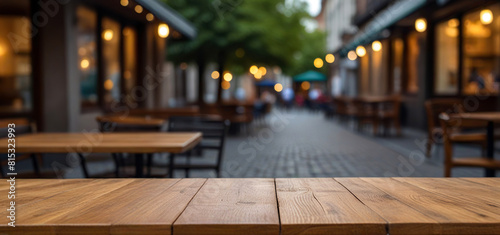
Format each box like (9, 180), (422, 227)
(1, 178), (499, 235)
(0, 132), (202, 178)
(451, 112), (500, 177)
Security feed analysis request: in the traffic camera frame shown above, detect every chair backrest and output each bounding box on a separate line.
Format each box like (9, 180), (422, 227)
(0, 118), (34, 138)
(168, 116), (229, 164)
(0, 118), (37, 177)
(378, 96), (401, 116)
(425, 98), (464, 132)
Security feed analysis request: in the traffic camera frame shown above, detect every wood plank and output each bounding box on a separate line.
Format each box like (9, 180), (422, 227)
(362, 178), (500, 234)
(111, 179), (206, 235)
(174, 178), (279, 235)
(276, 178), (386, 235)
(396, 178), (500, 209)
(335, 178), (440, 235)
(0, 179), (137, 235)
(0, 132), (202, 153)
(96, 115), (167, 126)
(462, 178), (500, 189)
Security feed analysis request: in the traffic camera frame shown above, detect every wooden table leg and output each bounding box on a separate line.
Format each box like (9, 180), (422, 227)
(486, 121), (495, 177)
(135, 153), (144, 178)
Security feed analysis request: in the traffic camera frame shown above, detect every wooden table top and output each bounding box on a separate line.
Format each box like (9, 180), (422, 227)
(1, 178), (499, 235)
(96, 116), (167, 126)
(451, 112), (500, 122)
(0, 132), (202, 153)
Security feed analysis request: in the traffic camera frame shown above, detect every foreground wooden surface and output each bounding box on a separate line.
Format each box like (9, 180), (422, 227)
(0, 132), (202, 153)
(1, 178), (499, 235)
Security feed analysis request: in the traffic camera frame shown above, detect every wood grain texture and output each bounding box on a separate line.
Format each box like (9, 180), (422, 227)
(0, 179), (205, 235)
(276, 178), (386, 235)
(335, 178), (439, 235)
(0, 132), (202, 153)
(362, 178), (500, 235)
(174, 178), (280, 235)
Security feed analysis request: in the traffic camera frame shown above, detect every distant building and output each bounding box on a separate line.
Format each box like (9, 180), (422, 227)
(332, 0), (500, 129)
(0, 0), (196, 131)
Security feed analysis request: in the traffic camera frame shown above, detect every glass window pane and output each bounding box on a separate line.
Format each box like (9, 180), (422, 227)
(406, 31), (420, 93)
(0, 16), (32, 111)
(76, 6), (98, 106)
(123, 26), (137, 106)
(462, 3), (500, 95)
(102, 17), (121, 106)
(435, 19), (459, 95)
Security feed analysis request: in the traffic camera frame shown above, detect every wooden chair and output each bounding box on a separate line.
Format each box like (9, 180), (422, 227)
(377, 96), (402, 136)
(94, 116), (167, 178)
(0, 118), (57, 178)
(439, 113), (500, 177)
(424, 98), (465, 157)
(167, 116), (229, 178)
(352, 98), (376, 133)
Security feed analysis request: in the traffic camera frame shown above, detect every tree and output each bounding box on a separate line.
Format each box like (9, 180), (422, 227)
(165, 0), (325, 103)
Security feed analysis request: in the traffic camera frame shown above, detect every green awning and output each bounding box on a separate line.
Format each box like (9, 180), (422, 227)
(340, 0), (427, 56)
(136, 0), (197, 39)
(293, 71), (327, 82)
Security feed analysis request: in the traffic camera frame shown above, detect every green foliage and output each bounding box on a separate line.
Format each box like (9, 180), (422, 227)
(165, 0), (326, 76)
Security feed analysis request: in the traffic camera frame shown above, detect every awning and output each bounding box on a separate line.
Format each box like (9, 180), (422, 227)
(135, 0), (197, 39)
(340, 0), (427, 56)
(293, 71), (327, 82)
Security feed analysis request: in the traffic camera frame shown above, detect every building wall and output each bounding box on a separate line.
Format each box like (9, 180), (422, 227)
(324, 0), (357, 52)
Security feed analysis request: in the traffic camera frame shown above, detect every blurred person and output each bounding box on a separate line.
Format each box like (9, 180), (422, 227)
(260, 89), (276, 104)
(282, 87), (294, 110)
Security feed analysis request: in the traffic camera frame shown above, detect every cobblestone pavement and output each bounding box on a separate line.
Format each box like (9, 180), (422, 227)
(63, 109), (496, 178)
(183, 109), (494, 178)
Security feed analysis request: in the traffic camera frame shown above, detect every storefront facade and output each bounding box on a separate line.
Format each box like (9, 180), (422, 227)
(0, 0), (195, 131)
(337, 0), (500, 129)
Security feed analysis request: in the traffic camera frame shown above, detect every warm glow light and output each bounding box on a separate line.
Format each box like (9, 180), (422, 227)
(104, 79), (114, 90)
(146, 13), (154, 21)
(480, 9), (493, 25)
(356, 45), (366, 57)
(102, 29), (113, 41)
(254, 73), (262, 79)
(223, 72), (233, 82)
(135, 5), (143, 14)
(211, 71), (219, 79)
(80, 59), (90, 69)
(347, 50), (357, 61)
(249, 65), (258, 74)
(258, 67), (267, 75)
(448, 18), (459, 28)
(221, 81), (231, 90)
(314, 58), (323, 68)
(415, 18), (427, 32)
(301, 81), (310, 90)
(120, 0), (129, 6)
(158, 24), (170, 38)
(0, 45), (6, 56)
(235, 48), (245, 58)
(372, 41), (382, 52)
(124, 71), (132, 80)
(325, 54), (335, 63)
(274, 83), (283, 92)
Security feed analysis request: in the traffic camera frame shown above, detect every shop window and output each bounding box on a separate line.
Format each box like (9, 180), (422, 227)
(435, 19), (459, 95)
(102, 17), (121, 107)
(406, 31), (420, 94)
(76, 6), (98, 107)
(462, 3), (500, 95)
(0, 16), (32, 111)
(392, 38), (404, 94)
(123, 26), (137, 106)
